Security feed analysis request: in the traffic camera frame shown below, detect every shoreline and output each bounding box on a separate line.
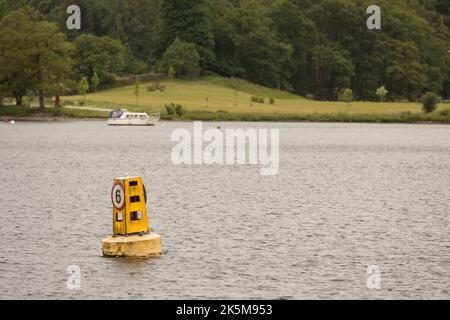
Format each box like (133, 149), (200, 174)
(0, 116), (102, 122)
(1, 105), (449, 124)
(2, 114), (449, 125)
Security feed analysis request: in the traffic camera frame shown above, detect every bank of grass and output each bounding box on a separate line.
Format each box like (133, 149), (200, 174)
(162, 109), (450, 123)
(3, 76), (450, 123)
(65, 76), (428, 115)
(2, 104), (450, 123)
(198, 76), (300, 99)
(63, 76), (450, 119)
(0, 105), (108, 119)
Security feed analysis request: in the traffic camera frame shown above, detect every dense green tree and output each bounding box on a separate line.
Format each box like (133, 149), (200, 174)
(385, 40), (428, 101)
(32, 21), (73, 109)
(122, 0), (161, 63)
(73, 34), (126, 89)
(155, 0), (215, 68)
(0, 7), (37, 105)
(0, 0), (27, 18)
(211, 0), (293, 89)
(382, 2), (450, 100)
(309, 44), (355, 100)
(161, 38), (201, 78)
(0, 6), (72, 108)
(270, 0), (320, 93)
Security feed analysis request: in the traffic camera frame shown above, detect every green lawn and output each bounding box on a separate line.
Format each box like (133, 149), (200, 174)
(2, 76), (450, 123)
(64, 76), (438, 116)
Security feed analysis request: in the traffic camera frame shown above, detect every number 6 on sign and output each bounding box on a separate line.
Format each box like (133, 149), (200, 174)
(111, 183), (125, 210)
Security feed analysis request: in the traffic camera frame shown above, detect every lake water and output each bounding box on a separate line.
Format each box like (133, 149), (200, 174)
(0, 121), (449, 299)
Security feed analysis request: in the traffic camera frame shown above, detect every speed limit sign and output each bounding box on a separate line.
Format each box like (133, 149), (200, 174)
(111, 183), (125, 210)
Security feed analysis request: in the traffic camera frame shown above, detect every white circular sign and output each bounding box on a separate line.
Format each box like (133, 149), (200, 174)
(111, 183), (125, 210)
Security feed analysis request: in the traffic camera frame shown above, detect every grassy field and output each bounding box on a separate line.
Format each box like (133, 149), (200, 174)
(2, 76), (450, 122)
(65, 76), (432, 115)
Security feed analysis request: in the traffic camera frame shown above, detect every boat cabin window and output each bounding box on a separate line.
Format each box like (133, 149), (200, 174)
(109, 110), (123, 119)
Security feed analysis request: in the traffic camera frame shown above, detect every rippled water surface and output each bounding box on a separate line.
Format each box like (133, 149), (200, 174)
(0, 121), (449, 299)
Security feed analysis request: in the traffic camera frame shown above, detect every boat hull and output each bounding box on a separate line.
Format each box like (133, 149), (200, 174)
(107, 119), (159, 126)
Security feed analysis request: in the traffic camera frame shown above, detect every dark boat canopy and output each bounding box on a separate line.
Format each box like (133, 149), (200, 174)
(109, 109), (124, 119)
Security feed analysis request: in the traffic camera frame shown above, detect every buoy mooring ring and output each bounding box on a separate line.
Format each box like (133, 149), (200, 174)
(102, 233), (162, 258)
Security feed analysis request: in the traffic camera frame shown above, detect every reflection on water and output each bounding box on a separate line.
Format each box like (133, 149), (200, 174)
(0, 121), (449, 299)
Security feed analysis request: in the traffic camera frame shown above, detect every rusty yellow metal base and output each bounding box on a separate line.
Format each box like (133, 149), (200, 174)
(102, 233), (162, 257)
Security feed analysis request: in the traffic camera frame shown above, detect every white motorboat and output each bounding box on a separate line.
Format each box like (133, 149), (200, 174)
(107, 109), (160, 126)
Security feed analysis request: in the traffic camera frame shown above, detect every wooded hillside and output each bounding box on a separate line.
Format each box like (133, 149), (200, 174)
(1, 0), (449, 105)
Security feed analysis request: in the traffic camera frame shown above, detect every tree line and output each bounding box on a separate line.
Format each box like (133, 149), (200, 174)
(0, 0), (449, 108)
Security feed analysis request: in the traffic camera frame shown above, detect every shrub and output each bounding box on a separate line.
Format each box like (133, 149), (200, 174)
(251, 96), (266, 104)
(78, 101), (85, 106)
(439, 108), (450, 116)
(165, 103), (174, 115)
(51, 108), (62, 116)
(269, 98), (275, 105)
(175, 104), (184, 117)
(422, 92), (439, 113)
(146, 78), (166, 92)
(165, 103), (184, 117)
(146, 83), (166, 92)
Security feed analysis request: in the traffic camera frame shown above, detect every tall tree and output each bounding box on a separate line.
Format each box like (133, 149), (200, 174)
(0, 7), (36, 105)
(32, 22), (73, 109)
(211, 0), (293, 89)
(155, 0), (215, 69)
(270, 0), (320, 93)
(384, 40), (428, 100)
(161, 38), (201, 77)
(0, 6), (72, 108)
(73, 34), (126, 89)
(309, 44), (355, 100)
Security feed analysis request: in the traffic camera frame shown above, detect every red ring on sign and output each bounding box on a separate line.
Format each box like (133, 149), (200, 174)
(111, 182), (125, 210)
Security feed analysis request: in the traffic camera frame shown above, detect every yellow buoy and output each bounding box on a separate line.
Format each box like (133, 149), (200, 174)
(102, 176), (162, 257)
